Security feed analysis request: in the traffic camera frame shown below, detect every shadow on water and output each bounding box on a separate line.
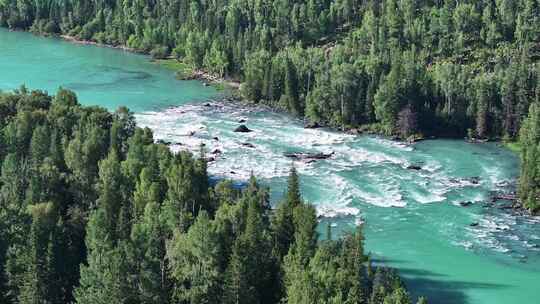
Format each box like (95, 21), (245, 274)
(399, 267), (510, 304)
(370, 258), (510, 304)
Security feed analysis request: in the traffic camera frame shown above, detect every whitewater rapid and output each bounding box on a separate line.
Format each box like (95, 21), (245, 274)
(134, 100), (538, 261)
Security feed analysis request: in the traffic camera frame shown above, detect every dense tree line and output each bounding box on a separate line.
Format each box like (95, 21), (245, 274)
(1, 0), (539, 139)
(519, 102), (540, 213)
(0, 88), (425, 303)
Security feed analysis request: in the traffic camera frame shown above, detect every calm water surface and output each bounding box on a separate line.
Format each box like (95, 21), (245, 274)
(1, 28), (538, 304)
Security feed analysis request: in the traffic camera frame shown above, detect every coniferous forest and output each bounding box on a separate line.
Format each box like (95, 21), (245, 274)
(2, 1), (540, 212)
(1, 0), (539, 139)
(0, 1), (539, 303)
(0, 88), (424, 303)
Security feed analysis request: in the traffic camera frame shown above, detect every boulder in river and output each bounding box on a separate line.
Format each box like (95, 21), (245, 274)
(459, 201), (473, 207)
(212, 149), (222, 155)
(234, 125), (252, 133)
(241, 142), (255, 148)
(407, 165), (422, 171)
(469, 177), (480, 185)
(469, 222), (479, 227)
(284, 151), (334, 161)
(304, 121), (321, 129)
(238, 119), (247, 123)
(213, 137), (219, 141)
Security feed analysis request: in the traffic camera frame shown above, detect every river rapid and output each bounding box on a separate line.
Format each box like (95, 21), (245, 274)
(1, 28), (539, 304)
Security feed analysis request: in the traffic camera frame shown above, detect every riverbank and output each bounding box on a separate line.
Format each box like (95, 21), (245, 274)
(17, 29), (527, 148)
(55, 33), (243, 92)
(153, 58), (241, 91)
(60, 34), (139, 53)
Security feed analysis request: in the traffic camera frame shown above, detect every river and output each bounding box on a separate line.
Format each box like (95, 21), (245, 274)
(1, 28), (539, 304)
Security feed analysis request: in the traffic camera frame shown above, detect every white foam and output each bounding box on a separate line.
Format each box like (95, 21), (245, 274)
(316, 205), (361, 218)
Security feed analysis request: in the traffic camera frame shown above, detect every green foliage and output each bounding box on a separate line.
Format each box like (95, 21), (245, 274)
(1, 0), (538, 138)
(519, 102), (540, 212)
(0, 88), (419, 303)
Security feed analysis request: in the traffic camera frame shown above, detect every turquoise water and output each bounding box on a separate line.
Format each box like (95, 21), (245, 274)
(0, 28), (215, 111)
(1, 28), (539, 304)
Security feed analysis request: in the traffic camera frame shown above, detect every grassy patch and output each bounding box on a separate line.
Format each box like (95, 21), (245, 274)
(504, 141), (522, 154)
(154, 59), (193, 79)
(211, 82), (227, 91)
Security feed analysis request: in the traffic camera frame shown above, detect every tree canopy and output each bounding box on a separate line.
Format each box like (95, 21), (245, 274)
(0, 88), (423, 304)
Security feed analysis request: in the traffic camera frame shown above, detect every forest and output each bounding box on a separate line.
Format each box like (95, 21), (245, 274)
(2, 0), (540, 210)
(0, 1), (538, 303)
(0, 88), (427, 303)
(0, 0), (539, 140)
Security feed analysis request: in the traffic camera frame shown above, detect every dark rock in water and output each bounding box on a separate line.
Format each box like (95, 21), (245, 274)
(238, 119), (247, 123)
(229, 171), (236, 175)
(206, 157), (216, 162)
(284, 151), (335, 161)
(204, 102), (212, 107)
(200, 143), (206, 147)
(491, 194), (518, 202)
(407, 165), (422, 171)
(241, 143), (255, 148)
(156, 139), (172, 146)
(470, 177), (480, 185)
(212, 149), (222, 155)
(213, 137), (219, 141)
(460, 201), (473, 207)
(188, 131), (196, 136)
(304, 121), (321, 129)
(234, 125), (252, 133)
(469, 222), (479, 227)
(203, 83), (209, 87)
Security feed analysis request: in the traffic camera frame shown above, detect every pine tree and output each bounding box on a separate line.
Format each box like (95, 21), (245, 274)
(167, 211), (222, 303)
(18, 203), (58, 304)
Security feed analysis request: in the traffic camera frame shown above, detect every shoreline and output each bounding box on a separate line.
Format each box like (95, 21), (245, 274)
(17, 29), (528, 147)
(58, 34), (242, 90)
(59, 34), (140, 53)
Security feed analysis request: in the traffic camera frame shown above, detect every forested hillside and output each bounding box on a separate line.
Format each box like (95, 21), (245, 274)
(1, 0), (539, 138)
(0, 88), (425, 304)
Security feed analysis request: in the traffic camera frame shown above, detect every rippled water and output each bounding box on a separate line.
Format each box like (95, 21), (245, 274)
(1, 28), (539, 304)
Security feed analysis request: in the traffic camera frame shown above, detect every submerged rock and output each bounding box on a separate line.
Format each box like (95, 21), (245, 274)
(304, 121), (321, 129)
(469, 177), (481, 185)
(241, 142), (255, 148)
(469, 222), (479, 227)
(213, 137), (219, 141)
(407, 165), (422, 171)
(156, 139), (172, 146)
(212, 149), (222, 155)
(238, 119), (247, 123)
(234, 125), (252, 133)
(460, 201), (473, 207)
(284, 151), (335, 161)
